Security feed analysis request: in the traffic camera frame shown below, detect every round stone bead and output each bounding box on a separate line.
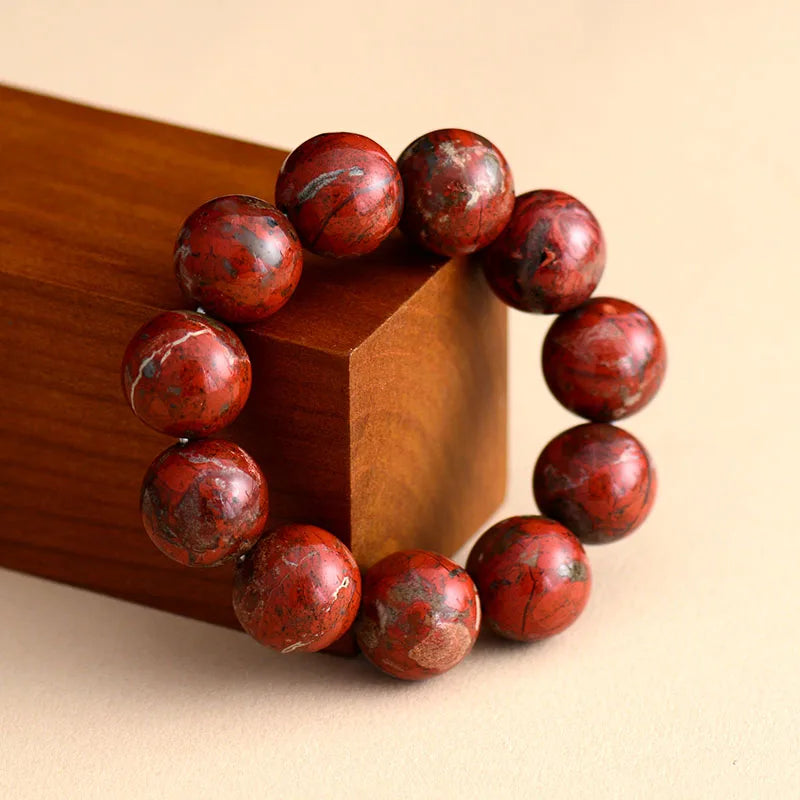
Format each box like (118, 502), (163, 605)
(397, 128), (514, 257)
(356, 550), (480, 681)
(274, 132), (403, 258)
(121, 310), (251, 437)
(542, 297), (666, 421)
(233, 524), (361, 654)
(141, 439), (268, 566)
(533, 423), (656, 545)
(174, 194), (303, 324)
(466, 515), (591, 642)
(482, 189), (605, 313)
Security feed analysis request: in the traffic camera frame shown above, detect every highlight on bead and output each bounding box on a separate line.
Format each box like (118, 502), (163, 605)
(356, 549), (481, 680)
(397, 128), (515, 257)
(140, 438), (268, 567)
(233, 524), (362, 654)
(174, 194), (303, 324)
(541, 296), (666, 421)
(482, 189), (606, 314)
(533, 423), (657, 545)
(466, 515), (591, 642)
(275, 132), (403, 258)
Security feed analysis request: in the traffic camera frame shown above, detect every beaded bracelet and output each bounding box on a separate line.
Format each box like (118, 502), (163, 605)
(121, 129), (666, 681)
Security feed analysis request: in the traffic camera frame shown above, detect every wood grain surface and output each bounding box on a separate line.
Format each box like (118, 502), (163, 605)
(0, 85), (507, 629)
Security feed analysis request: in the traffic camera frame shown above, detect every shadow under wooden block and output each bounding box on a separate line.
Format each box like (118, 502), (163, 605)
(0, 84), (507, 630)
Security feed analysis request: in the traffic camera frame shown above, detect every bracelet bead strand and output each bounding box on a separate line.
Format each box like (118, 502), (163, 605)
(533, 423), (657, 545)
(120, 126), (665, 681)
(174, 194), (303, 324)
(356, 550), (481, 680)
(121, 310), (252, 438)
(482, 189), (606, 314)
(542, 296), (667, 422)
(275, 132), (403, 258)
(397, 128), (515, 257)
(233, 524), (362, 654)
(466, 516), (591, 642)
(140, 438), (269, 567)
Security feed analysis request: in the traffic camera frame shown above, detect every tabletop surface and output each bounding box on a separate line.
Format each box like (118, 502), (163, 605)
(1, 1), (798, 798)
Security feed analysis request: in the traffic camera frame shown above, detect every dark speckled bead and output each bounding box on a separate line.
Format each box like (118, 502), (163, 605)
(356, 549), (480, 681)
(482, 189), (605, 313)
(542, 297), (666, 421)
(397, 128), (514, 257)
(233, 524), (362, 654)
(275, 132), (403, 258)
(141, 438), (268, 567)
(121, 310), (251, 437)
(533, 423), (656, 545)
(466, 515), (591, 642)
(174, 195), (303, 324)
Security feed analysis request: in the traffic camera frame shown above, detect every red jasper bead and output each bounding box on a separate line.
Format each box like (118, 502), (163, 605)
(542, 297), (666, 421)
(275, 132), (403, 258)
(140, 439), (268, 566)
(174, 195), (303, 324)
(356, 550), (480, 681)
(482, 189), (605, 313)
(533, 423), (656, 545)
(121, 310), (251, 437)
(397, 128), (514, 257)
(233, 524), (361, 654)
(466, 515), (591, 642)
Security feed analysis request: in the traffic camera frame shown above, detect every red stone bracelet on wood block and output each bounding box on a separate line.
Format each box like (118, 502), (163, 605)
(121, 128), (666, 680)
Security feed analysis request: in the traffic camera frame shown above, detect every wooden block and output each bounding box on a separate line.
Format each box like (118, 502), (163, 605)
(0, 86), (507, 631)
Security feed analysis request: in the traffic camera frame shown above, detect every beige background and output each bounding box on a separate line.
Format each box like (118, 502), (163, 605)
(1, 1), (798, 797)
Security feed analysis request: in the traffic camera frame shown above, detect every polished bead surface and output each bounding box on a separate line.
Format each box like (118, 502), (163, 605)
(533, 423), (656, 545)
(233, 524), (361, 654)
(141, 439), (268, 566)
(356, 549), (480, 681)
(482, 189), (605, 313)
(466, 515), (591, 642)
(174, 194), (303, 323)
(121, 310), (251, 437)
(542, 297), (666, 421)
(397, 128), (514, 257)
(274, 132), (403, 258)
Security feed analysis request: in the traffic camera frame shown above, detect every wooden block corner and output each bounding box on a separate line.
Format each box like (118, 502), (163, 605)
(0, 85), (507, 630)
